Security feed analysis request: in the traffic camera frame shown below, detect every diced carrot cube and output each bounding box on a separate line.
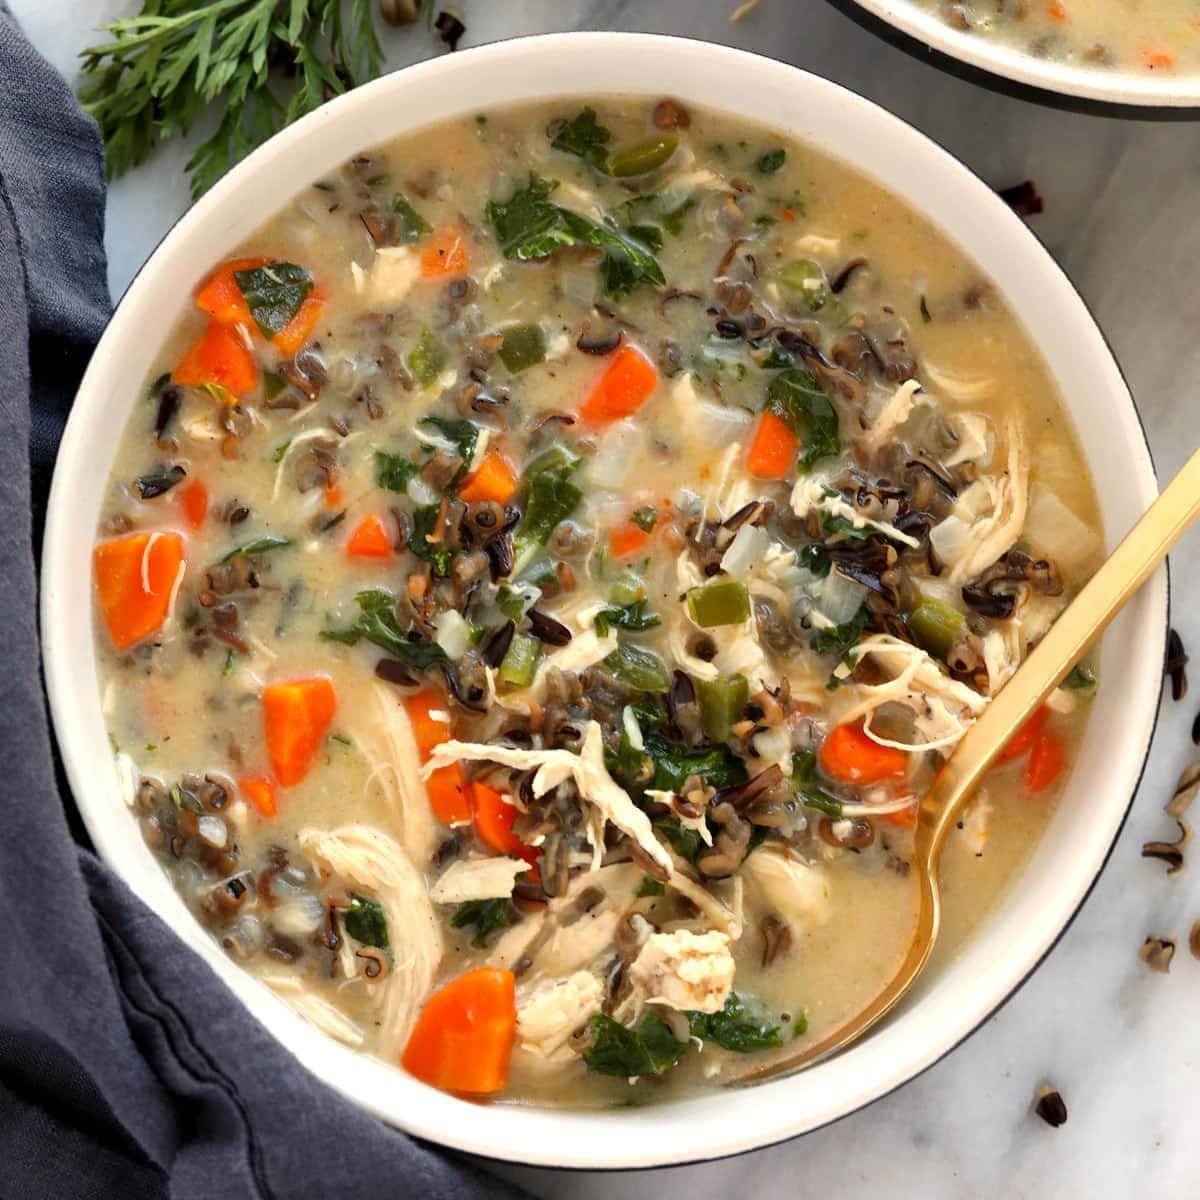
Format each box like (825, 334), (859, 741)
(346, 513), (393, 559)
(93, 532), (185, 651)
(172, 319), (259, 396)
(421, 227), (469, 277)
(458, 450), (518, 506)
(579, 344), (658, 424)
(746, 410), (799, 479)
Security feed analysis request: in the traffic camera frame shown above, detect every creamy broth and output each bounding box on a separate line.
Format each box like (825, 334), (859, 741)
(920, 0), (1200, 76)
(92, 97), (1100, 1106)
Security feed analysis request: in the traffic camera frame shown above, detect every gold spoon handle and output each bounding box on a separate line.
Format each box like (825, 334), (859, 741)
(735, 447), (1200, 1086)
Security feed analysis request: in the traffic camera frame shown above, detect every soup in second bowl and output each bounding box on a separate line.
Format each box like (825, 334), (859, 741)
(91, 96), (1101, 1106)
(919, 0), (1200, 77)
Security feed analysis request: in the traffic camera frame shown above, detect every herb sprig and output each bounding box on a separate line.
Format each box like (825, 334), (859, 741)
(78, 0), (405, 198)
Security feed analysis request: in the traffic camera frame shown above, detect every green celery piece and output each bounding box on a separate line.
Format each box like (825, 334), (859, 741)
(686, 579), (751, 628)
(608, 135), (679, 178)
(498, 323), (547, 373)
(696, 674), (749, 742)
(407, 329), (445, 387)
(779, 258), (829, 313)
(604, 642), (671, 693)
(499, 633), (541, 687)
(907, 596), (966, 660)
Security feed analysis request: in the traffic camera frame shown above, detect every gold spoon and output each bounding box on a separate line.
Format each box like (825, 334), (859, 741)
(736, 445), (1200, 1085)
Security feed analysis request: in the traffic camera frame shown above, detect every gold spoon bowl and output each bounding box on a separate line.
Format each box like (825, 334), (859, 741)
(737, 446), (1200, 1085)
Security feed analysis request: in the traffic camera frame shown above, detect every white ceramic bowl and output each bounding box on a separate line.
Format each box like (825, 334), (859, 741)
(42, 32), (1165, 1169)
(844, 0), (1200, 107)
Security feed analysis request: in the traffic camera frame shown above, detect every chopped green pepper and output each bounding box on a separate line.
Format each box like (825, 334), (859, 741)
(604, 642), (671, 693)
(499, 633), (541, 687)
(907, 596), (966, 660)
(498, 323), (547, 373)
(780, 258), (831, 312)
(696, 674), (749, 742)
(608, 135), (679, 178)
(686, 579), (751, 628)
(608, 571), (647, 607)
(407, 329), (445, 387)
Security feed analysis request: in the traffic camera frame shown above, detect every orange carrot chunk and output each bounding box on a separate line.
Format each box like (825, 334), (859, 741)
(346, 513), (394, 559)
(746, 410), (799, 479)
(420, 227), (469, 277)
(471, 782), (539, 868)
(181, 480), (208, 530)
(878, 793), (919, 828)
(93, 532), (185, 651)
(172, 319), (259, 396)
(819, 722), (908, 785)
(240, 775), (277, 819)
(1025, 729), (1066, 793)
(426, 764), (470, 826)
(609, 522), (651, 559)
(997, 705), (1049, 763)
(405, 690), (473, 824)
(262, 678), (336, 787)
(195, 256), (271, 327)
(579, 344), (658, 424)
(402, 968), (516, 1095)
(458, 449), (518, 506)
(273, 291), (325, 358)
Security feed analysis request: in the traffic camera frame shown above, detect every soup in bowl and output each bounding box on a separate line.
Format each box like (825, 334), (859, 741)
(42, 34), (1163, 1167)
(846, 0), (1200, 106)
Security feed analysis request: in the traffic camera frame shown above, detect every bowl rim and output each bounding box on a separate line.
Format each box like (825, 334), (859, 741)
(41, 31), (1167, 1169)
(841, 0), (1200, 108)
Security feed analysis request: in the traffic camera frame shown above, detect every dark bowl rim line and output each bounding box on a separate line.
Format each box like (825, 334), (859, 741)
(824, 0), (1200, 119)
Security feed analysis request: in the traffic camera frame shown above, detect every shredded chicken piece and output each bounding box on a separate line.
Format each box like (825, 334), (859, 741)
(529, 864), (643, 980)
(835, 634), (989, 752)
(530, 627), (617, 697)
(860, 379), (927, 455)
(921, 360), (996, 402)
(743, 849), (832, 927)
(260, 973), (366, 1049)
(666, 861), (742, 938)
(793, 233), (841, 258)
(703, 440), (756, 522)
(791, 477), (921, 549)
(933, 417), (1028, 585)
(298, 825), (441, 1057)
(627, 929), (735, 1015)
(943, 412), (993, 468)
(356, 684), (441, 861)
(516, 971), (604, 1062)
(358, 245), (420, 302)
(425, 722), (673, 875)
(429, 856), (527, 904)
(981, 623), (1022, 694)
(647, 789), (714, 847)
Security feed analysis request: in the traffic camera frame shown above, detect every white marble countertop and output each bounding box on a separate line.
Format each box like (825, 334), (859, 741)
(14, 1), (1200, 1196)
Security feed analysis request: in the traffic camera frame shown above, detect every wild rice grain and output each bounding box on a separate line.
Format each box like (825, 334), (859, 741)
(1166, 628), (1189, 702)
(1034, 1086), (1068, 1128)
